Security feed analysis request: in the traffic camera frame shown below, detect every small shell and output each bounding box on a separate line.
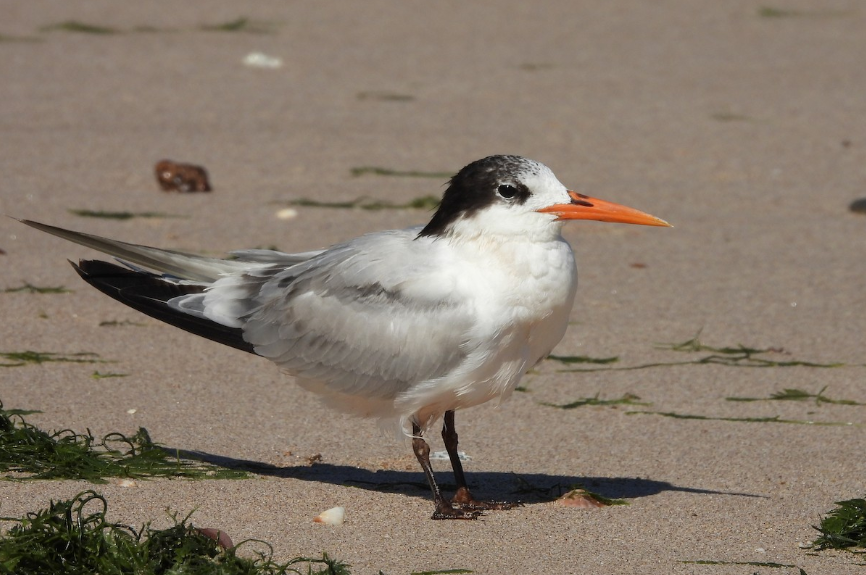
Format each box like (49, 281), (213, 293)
(117, 479), (136, 488)
(196, 528), (234, 550)
(555, 489), (606, 508)
(313, 506), (345, 525)
(276, 208), (298, 220)
(243, 52), (283, 69)
(127, 408), (137, 414)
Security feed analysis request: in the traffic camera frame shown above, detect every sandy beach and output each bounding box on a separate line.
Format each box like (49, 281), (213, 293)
(2, 1), (865, 573)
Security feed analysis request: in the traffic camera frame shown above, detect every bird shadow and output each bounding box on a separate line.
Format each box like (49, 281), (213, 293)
(176, 448), (764, 504)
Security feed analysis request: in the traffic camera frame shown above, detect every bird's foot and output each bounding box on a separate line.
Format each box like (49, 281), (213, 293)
(451, 486), (522, 511)
(431, 499), (482, 520)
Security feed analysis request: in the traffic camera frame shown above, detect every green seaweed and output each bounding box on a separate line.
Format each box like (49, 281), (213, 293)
(759, 7), (799, 17)
(0, 490), (350, 574)
(0, 351), (105, 368)
(711, 112), (753, 122)
(682, 560), (804, 571)
(3, 283), (71, 294)
(547, 354), (619, 365)
(36, 21), (184, 35)
(357, 91), (415, 102)
(626, 410), (856, 427)
(99, 319), (146, 327)
(68, 209), (186, 220)
(0, 400), (247, 481)
(91, 371), (129, 380)
(40, 21), (118, 34)
(202, 17), (249, 31)
(758, 6), (847, 18)
(727, 386), (865, 406)
(658, 332), (841, 366)
(285, 195), (440, 211)
(350, 166), (452, 179)
(558, 331), (845, 372)
(812, 497), (866, 551)
(543, 393), (649, 410)
(200, 17), (275, 34)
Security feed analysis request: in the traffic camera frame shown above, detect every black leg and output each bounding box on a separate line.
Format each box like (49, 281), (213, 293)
(441, 410), (520, 511)
(411, 422), (479, 520)
(442, 410), (471, 503)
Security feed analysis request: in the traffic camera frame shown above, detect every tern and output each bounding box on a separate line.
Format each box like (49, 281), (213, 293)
(20, 155), (670, 519)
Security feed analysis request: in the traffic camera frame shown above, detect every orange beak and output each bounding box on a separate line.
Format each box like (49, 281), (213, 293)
(538, 190), (672, 227)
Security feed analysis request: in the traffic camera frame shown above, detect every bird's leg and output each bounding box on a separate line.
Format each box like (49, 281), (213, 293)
(442, 410), (519, 511)
(411, 423), (479, 520)
(441, 411), (471, 503)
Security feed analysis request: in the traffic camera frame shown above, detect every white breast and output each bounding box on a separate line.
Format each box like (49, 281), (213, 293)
(393, 233), (577, 430)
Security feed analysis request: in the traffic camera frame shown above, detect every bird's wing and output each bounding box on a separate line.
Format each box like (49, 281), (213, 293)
(226, 229), (476, 401)
(17, 220), (317, 282)
(23, 219), (476, 407)
(228, 248), (326, 264)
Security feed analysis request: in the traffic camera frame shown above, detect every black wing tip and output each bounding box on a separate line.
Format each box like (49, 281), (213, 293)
(73, 259), (256, 355)
(71, 258), (130, 279)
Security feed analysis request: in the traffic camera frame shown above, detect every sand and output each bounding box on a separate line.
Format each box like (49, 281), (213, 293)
(1, 1), (865, 573)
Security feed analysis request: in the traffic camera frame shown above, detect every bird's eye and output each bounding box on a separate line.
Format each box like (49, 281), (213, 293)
(497, 184), (519, 199)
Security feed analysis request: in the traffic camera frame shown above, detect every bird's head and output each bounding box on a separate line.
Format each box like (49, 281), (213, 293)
(418, 155), (670, 241)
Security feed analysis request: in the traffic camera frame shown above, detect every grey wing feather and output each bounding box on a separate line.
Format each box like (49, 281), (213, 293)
(229, 248), (325, 264)
(234, 229), (473, 400)
(19, 219), (252, 282)
(18, 220), (320, 282)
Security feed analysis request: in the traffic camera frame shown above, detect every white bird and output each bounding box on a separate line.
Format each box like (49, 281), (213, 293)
(20, 155), (670, 519)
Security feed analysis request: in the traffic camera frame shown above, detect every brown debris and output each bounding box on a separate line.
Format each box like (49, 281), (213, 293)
(155, 160), (212, 192)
